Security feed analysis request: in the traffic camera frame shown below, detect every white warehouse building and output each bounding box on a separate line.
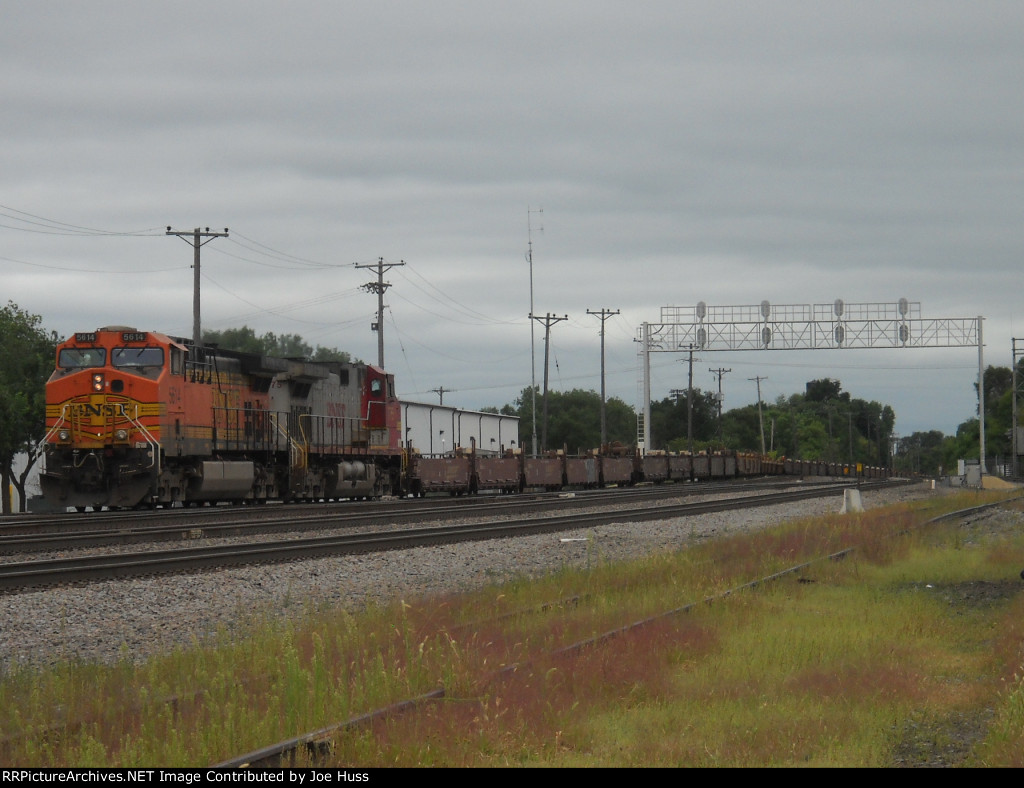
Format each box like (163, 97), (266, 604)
(400, 400), (519, 457)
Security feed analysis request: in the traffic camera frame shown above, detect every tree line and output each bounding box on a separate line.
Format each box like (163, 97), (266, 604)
(507, 368), (1015, 480)
(0, 307), (1014, 512)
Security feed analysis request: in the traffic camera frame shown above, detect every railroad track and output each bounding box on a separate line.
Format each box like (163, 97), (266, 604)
(0, 477), (839, 553)
(0, 480), (899, 593)
(0, 476), (808, 535)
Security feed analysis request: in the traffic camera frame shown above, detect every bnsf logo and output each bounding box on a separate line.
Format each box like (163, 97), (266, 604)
(71, 402), (129, 418)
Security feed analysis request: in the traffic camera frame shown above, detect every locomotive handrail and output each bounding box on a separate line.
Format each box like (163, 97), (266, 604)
(41, 404), (71, 445)
(120, 403), (160, 474)
(271, 411), (306, 471)
(297, 412), (364, 454)
(44, 405), (99, 467)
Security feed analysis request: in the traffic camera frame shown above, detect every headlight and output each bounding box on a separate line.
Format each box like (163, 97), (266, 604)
(115, 429), (129, 441)
(58, 430), (70, 441)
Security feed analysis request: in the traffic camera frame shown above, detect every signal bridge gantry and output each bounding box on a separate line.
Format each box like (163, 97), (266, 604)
(636, 299), (985, 470)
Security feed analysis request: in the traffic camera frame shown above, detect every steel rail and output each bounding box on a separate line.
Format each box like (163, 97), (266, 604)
(0, 479), (834, 553)
(0, 476), (835, 533)
(0, 482), (901, 593)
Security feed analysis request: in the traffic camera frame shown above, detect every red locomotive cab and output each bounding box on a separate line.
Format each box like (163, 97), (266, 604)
(362, 366), (394, 426)
(362, 365), (402, 450)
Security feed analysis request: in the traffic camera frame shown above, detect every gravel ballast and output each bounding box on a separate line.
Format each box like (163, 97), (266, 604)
(0, 481), (977, 673)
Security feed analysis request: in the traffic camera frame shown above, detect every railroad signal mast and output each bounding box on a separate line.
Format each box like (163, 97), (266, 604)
(638, 299), (985, 479)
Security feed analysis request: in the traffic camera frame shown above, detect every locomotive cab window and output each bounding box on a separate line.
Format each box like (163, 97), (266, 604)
(58, 348), (106, 369)
(370, 379), (383, 395)
(170, 347), (184, 376)
(112, 347), (164, 379)
(112, 347), (164, 369)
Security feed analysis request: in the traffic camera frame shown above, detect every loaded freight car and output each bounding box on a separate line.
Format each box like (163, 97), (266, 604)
(640, 452), (671, 484)
(600, 455), (635, 487)
(564, 454), (600, 487)
(406, 453), (473, 496)
(523, 453), (566, 491)
(473, 453), (522, 494)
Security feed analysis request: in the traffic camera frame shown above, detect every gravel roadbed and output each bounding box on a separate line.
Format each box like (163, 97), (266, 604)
(0, 481), (969, 673)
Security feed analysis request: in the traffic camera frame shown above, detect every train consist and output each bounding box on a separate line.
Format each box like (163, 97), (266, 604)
(38, 325), (889, 511)
(409, 444), (888, 496)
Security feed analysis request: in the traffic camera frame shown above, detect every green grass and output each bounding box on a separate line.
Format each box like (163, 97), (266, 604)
(3, 490), (1024, 767)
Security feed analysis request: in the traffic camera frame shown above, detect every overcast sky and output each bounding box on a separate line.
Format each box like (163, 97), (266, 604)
(4, 1), (1022, 440)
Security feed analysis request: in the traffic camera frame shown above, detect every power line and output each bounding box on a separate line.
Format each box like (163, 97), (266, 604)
(0, 204), (161, 236)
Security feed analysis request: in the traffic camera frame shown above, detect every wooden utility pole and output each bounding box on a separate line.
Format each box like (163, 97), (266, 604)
(526, 207), (543, 457)
(684, 345), (698, 455)
(355, 257), (405, 367)
(531, 312), (567, 452)
(431, 386), (454, 406)
(166, 226), (229, 349)
(587, 307), (619, 448)
(709, 366), (731, 438)
(749, 375), (768, 455)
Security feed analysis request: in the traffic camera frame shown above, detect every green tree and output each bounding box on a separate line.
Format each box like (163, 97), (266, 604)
(202, 325), (264, 353)
(498, 376), (908, 466)
(717, 380), (895, 466)
(510, 386), (636, 453)
(309, 345), (352, 363)
(933, 364), (1017, 472)
(264, 332), (314, 358)
(980, 365), (1013, 461)
(0, 302), (59, 513)
(720, 404), (765, 454)
(893, 430), (948, 476)
(649, 389), (718, 452)
(203, 325), (353, 363)
(942, 419), (979, 471)
(804, 378), (846, 403)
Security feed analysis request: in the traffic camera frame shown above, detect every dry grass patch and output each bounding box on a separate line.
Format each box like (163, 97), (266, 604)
(4, 489), (1024, 767)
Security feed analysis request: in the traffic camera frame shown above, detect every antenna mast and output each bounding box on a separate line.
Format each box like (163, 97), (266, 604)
(527, 207), (543, 457)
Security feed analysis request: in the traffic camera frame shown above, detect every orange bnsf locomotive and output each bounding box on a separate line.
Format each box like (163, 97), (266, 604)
(40, 326), (403, 510)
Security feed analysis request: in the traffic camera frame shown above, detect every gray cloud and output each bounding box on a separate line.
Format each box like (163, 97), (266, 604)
(3, 1), (1022, 437)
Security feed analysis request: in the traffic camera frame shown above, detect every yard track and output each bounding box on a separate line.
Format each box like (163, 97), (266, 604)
(0, 479), (892, 593)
